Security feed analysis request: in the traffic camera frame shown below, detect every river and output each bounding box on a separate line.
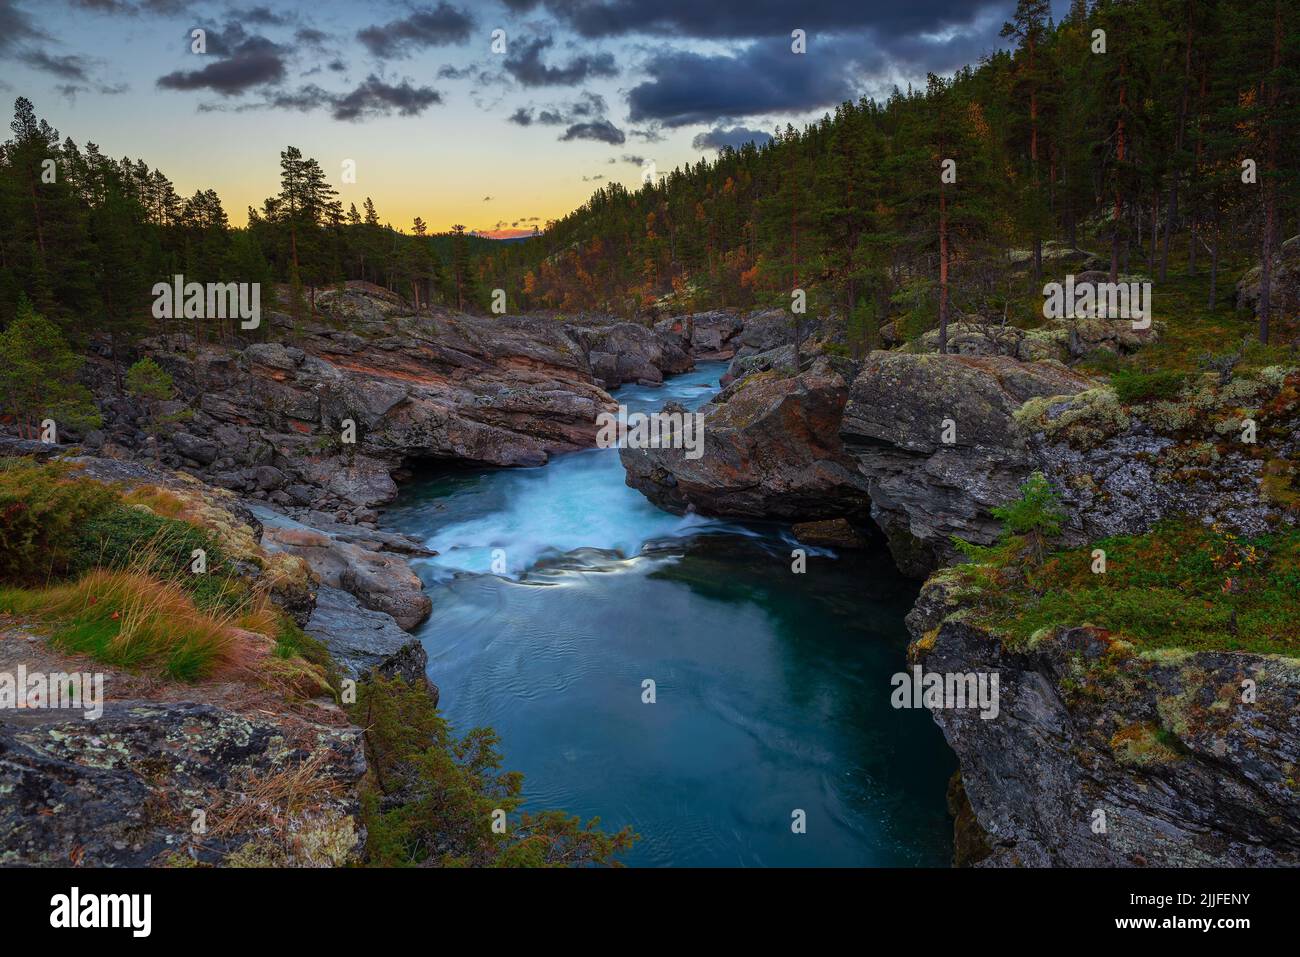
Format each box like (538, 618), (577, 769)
(383, 361), (956, 866)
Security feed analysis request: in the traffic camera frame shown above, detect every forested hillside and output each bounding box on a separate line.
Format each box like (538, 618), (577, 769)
(0, 0), (1295, 365)
(481, 0), (1298, 343)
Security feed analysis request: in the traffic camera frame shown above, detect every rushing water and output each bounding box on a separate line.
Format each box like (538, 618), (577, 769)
(384, 362), (956, 867)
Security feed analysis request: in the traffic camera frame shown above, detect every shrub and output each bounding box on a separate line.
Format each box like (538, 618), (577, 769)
(0, 459), (119, 583)
(992, 471), (1066, 540)
(0, 298), (101, 438)
(1111, 368), (1187, 404)
(954, 471), (1066, 567)
(354, 676), (637, 867)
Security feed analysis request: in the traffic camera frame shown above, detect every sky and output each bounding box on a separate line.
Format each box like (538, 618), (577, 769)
(0, 0), (1070, 236)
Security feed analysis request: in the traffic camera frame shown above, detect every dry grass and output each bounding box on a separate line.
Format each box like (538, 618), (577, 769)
(121, 485), (195, 522)
(208, 749), (344, 840)
(0, 568), (245, 680)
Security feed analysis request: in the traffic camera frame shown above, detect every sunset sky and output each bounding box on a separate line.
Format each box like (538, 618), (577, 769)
(0, 0), (1068, 235)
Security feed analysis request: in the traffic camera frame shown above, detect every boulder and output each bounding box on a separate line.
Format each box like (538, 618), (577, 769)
(171, 431), (219, 465)
(251, 504), (432, 631)
(839, 352), (1095, 576)
(1236, 234), (1300, 319)
(909, 585), (1300, 866)
(306, 586), (436, 699)
(621, 357), (870, 520)
(791, 518), (870, 549)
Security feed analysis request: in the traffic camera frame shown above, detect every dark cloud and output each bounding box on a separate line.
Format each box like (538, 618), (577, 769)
(358, 3), (473, 59)
(66, 0), (187, 13)
(437, 63), (481, 80)
(19, 50), (91, 81)
(535, 0), (1004, 40)
(691, 125), (773, 151)
(628, 37), (861, 127)
(295, 27), (330, 48)
(56, 80), (127, 100)
(0, 0), (45, 55)
(225, 74), (442, 121)
(230, 5), (291, 26)
(331, 75), (442, 120)
(504, 36), (617, 87)
(620, 153), (646, 165)
(560, 119), (625, 145)
(510, 91), (606, 128)
(158, 25), (286, 95)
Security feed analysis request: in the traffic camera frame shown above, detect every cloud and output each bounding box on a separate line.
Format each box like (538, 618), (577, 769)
(560, 119), (625, 145)
(437, 63), (481, 80)
(56, 80), (127, 100)
(229, 5), (292, 26)
(509, 91), (607, 128)
(691, 125), (772, 150)
(19, 50), (91, 81)
(158, 25), (287, 95)
(159, 50), (285, 95)
(330, 75), (442, 120)
(535, 0), (1005, 41)
(0, 0), (47, 55)
(504, 35), (617, 86)
(358, 3), (473, 58)
(67, 0), (186, 13)
(628, 37), (861, 127)
(295, 27), (331, 48)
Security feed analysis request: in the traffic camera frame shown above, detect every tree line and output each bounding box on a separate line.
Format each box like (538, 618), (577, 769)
(480, 0), (1297, 349)
(0, 97), (494, 364)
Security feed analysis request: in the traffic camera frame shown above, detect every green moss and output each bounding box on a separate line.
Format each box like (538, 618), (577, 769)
(1014, 387), (1131, 447)
(955, 520), (1300, 657)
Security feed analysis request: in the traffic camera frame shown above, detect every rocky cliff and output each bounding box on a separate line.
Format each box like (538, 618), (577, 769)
(617, 313), (1300, 867)
(907, 575), (1300, 867)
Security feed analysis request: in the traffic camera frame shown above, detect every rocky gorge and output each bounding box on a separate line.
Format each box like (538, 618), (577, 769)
(615, 260), (1300, 865)
(5, 268), (1299, 867)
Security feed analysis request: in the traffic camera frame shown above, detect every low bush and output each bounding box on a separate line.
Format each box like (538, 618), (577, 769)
(0, 458), (119, 583)
(1110, 368), (1188, 404)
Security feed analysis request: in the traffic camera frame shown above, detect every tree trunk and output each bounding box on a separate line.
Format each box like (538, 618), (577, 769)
(1258, 0), (1283, 345)
(939, 184), (950, 355)
(1208, 207), (1220, 310)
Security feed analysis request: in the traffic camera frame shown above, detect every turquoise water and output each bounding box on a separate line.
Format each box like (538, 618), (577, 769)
(384, 363), (956, 867)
